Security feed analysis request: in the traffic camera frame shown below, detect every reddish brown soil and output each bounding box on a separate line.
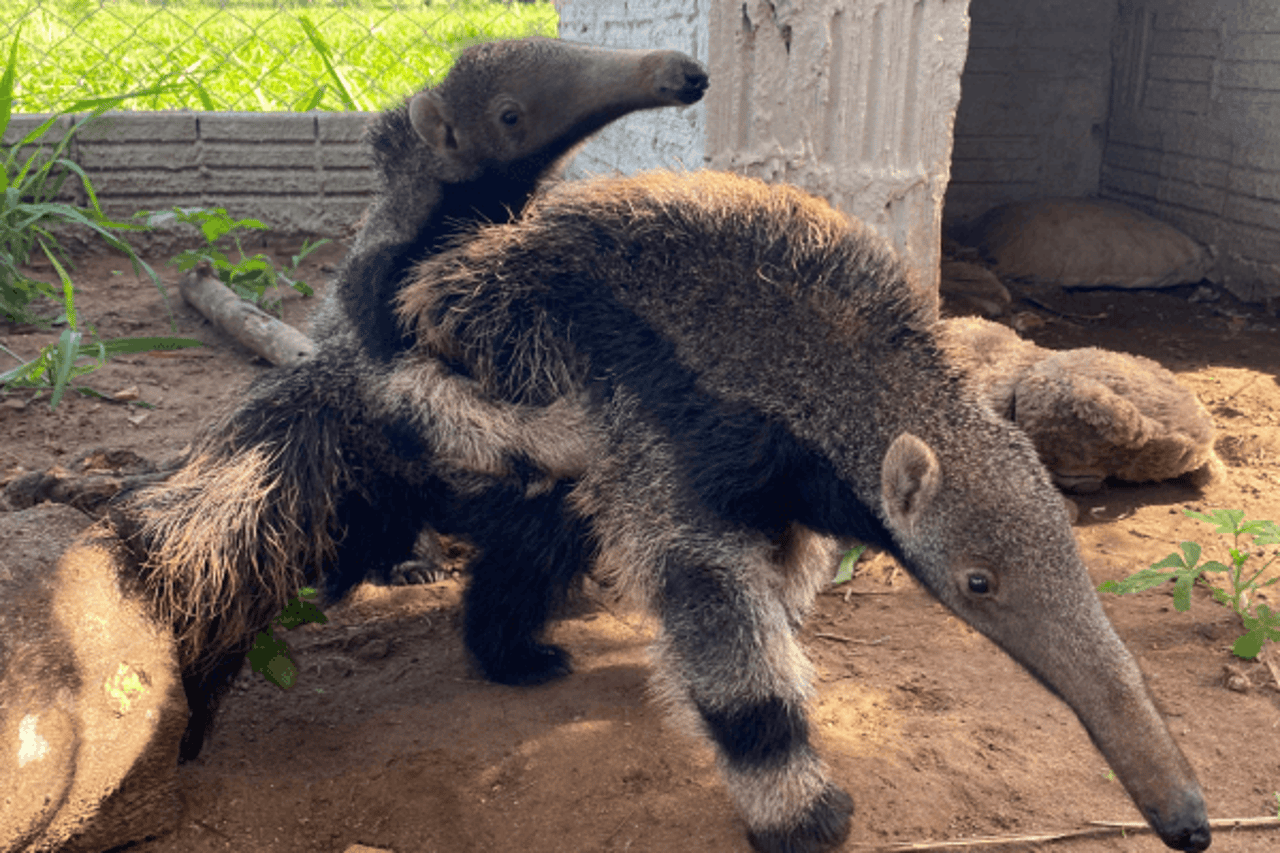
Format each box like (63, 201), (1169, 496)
(2, 243), (1278, 853)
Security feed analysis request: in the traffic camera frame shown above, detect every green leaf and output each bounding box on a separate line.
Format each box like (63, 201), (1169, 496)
(48, 329), (80, 407)
(1185, 508), (1245, 537)
(0, 26), (19, 141)
(1231, 628), (1267, 660)
(1171, 574), (1196, 612)
(1242, 519), (1280, 546)
(1097, 566), (1178, 595)
(277, 600), (329, 631)
(247, 630), (298, 690)
(832, 545), (867, 585)
(1178, 541), (1202, 568)
(298, 86), (326, 112)
(1150, 551), (1189, 572)
(298, 15), (358, 111)
(98, 336), (203, 356)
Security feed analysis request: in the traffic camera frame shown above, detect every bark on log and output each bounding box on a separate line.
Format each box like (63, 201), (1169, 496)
(0, 505), (186, 853)
(179, 260), (316, 367)
(4, 448), (175, 518)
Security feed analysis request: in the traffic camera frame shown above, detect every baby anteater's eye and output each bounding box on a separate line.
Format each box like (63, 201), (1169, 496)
(968, 574), (990, 595)
(501, 109), (520, 126)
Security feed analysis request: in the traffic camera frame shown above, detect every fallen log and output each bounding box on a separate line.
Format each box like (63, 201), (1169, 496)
(0, 505), (186, 853)
(4, 448), (176, 518)
(178, 260), (316, 367)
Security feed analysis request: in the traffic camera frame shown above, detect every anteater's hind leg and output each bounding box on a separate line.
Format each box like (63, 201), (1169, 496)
(654, 544), (853, 853)
(450, 479), (593, 685)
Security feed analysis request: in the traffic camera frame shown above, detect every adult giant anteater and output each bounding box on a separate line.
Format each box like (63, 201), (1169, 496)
(388, 170), (1212, 853)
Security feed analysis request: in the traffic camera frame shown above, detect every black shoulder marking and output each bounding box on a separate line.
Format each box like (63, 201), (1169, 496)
(346, 170), (545, 364)
(381, 415), (427, 460)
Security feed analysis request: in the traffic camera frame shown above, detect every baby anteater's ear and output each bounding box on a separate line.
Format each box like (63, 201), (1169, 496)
(881, 432), (941, 536)
(409, 91), (459, 152)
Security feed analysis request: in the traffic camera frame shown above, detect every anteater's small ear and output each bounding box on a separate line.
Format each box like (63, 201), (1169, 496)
(409, 91), (458, 151)
(881, 432), (941, 535)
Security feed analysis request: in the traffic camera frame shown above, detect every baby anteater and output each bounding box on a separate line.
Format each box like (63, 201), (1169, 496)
(392, 171), (1212, 853)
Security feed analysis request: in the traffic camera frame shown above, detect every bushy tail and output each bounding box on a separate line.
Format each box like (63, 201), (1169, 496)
(107, 361), (352, 757)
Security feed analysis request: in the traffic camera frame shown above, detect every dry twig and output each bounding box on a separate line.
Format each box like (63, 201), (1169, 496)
(845, 815), (1280, 851)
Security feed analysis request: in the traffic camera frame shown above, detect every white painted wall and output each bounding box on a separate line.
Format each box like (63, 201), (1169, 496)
(555, 0), (710, 178)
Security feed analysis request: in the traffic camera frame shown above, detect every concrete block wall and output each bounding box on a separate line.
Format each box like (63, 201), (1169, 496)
(3, 111), (378, 236)
(946, 0), (1119, 222)
(1101, 0), (1280, 302)
(556, 0), (709, 178)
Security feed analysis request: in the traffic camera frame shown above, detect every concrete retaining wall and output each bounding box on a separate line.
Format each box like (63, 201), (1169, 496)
(947, 0), (1119, 220)
(707, 0), (970, 307)
(1101, 0), (1280, 302)
(3, 111), (378, 237)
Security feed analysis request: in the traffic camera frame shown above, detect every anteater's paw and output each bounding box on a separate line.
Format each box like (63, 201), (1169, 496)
(387, 558), (451, 585)
(747, 784), (854, 853)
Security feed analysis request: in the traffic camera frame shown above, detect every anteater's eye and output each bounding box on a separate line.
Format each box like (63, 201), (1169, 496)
(500, 110), (520, 126)
(967, 574), (990, 595)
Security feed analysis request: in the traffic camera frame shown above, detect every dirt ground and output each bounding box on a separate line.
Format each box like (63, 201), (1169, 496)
(2, 239), (1279, 853)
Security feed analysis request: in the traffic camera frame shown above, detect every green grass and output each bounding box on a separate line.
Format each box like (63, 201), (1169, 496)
(2, 0), (558, 113)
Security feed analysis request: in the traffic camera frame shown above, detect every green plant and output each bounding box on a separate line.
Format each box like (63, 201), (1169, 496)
(0, 28), (170, 325)
(8, 0), (559, 112)
(1, 27), (203, 404)
(162, 207), (326, 311)
(1098, 509), (1280, 659)
(247, 587), (329, 690)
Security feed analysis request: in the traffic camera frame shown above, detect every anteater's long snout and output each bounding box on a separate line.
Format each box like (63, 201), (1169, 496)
(645, 51), (709, 104)
(1005, 607), (1212, 852)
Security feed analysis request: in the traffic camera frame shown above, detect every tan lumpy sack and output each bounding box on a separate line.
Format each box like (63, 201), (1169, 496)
(967, 198), (1212, 289)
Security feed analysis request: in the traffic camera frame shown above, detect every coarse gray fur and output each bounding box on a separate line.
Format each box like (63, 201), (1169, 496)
(392, 170), (1211, 853)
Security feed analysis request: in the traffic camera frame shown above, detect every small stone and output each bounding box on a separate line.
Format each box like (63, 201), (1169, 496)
(1222, 664), (1251, 693)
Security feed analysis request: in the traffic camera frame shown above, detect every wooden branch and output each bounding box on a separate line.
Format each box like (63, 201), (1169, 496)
(845, 816), (1279, 851)
(178, 261), (316, 367)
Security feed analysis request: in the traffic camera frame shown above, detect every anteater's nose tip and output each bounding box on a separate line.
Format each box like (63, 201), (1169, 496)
(1150, 798), (1211, 852)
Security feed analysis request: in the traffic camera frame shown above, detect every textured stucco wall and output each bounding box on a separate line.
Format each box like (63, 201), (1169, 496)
(1102, 0), (1280, 301)
(947, 0), (1119, 221)
(706, 0), (971, 305)
(556, 0), (709, 178)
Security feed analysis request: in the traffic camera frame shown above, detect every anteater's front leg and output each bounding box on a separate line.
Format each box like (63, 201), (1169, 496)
(655, 552), (853, 853)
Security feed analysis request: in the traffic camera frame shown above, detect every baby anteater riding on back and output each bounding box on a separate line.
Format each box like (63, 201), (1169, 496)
(393, 171), (1212, 853)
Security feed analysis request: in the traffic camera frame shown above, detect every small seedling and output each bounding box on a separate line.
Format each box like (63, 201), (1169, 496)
(246, 587), (329, 690)
(160, 207), (326, 312)
(832, 545), (868, 585)
(1099, 509), (1280, 659)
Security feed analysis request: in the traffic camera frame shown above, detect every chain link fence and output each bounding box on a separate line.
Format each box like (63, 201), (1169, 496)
(3, 0), (557, 113)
